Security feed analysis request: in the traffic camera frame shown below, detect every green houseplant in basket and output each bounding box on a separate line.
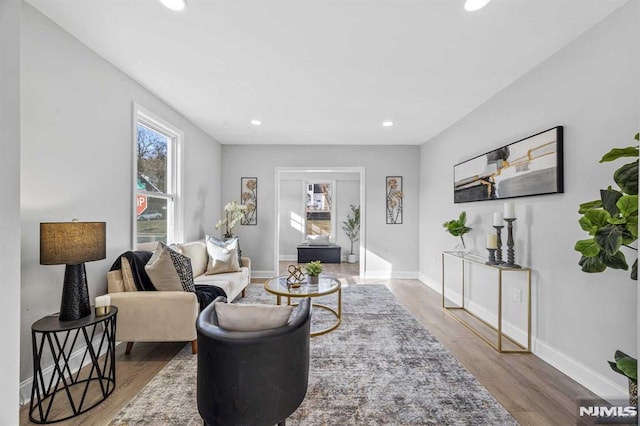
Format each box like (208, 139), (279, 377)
(608, 350), (637, 406)
(304, 260), (323, 284)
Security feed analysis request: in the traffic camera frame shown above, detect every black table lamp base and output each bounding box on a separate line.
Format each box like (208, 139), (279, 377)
(59, 263), (91, 321)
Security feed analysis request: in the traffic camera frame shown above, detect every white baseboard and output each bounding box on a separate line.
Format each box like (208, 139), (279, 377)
(419, 274), (440, 292)
(534, 340), (628, 402)
(19, 336), (117, 406)
(363, 270), (418, 279)
(418, 272), (628, 402)
(251, 270), (276, 279)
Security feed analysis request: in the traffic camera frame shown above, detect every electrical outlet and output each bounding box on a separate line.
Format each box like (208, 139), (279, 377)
(432, 258), (437, 268)
(513, 289), (522, 303)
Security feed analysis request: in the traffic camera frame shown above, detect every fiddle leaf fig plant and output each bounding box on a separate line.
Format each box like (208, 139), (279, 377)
(574, 134), (639, 280)
(443, 211), (472, 249)
(608, 350), (637, 383)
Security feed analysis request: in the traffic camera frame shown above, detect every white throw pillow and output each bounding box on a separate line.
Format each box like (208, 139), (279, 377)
(215, 302), (294, 332)
(308, 234), (330, 245)
(177, 240), (208, 277)
(205, 236), (240, 275)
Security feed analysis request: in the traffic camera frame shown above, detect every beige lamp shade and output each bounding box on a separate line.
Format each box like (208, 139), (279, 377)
(40, 222), (106, 265)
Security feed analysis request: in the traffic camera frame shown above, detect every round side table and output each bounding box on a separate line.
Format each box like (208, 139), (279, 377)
(29, 307), (118, 424)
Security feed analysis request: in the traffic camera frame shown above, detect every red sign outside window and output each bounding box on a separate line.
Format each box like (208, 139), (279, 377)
(136, 195), (148, 215)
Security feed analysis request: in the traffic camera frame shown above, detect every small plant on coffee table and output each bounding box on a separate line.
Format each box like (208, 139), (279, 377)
(305, 260), (323, 284)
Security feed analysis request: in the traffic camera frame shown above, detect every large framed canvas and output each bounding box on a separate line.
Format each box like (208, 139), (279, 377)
(240, 177), (257, 225)
(454, 126), (563, 203)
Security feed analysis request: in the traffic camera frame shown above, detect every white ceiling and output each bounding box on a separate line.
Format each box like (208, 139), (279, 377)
(26, 0), (627, 145)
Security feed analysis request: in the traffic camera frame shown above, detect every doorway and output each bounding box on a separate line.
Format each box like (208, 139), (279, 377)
(274, 167), (365, 278)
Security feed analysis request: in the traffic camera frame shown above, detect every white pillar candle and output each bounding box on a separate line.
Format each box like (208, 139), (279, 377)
(95, 295), (111, 307)
(504, 202), (515, 219)
(493, 211), (503, 227)
(487, 233), (498, 249)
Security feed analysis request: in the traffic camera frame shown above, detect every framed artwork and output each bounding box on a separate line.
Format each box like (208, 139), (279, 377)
(386, 176), (403, 224)
(453, 126), (563, 203)
(240, 177), (257, 225)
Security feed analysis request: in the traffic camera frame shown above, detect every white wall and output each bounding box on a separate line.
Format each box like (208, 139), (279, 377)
(279, 172), (360, 259)
(0, 0), (21, 422)
(279, 179), (304, 257)
(221, 145), (419, 278)
(19, 3), (222, 395)
(420, 1), (639, 399)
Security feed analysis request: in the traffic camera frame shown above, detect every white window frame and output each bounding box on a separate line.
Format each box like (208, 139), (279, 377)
(132, 103), (184, 248)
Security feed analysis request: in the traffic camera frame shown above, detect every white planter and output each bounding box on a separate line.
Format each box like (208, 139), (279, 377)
(347, 254), (357, 264)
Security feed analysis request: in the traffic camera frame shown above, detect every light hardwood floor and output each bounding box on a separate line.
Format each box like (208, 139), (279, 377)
(20, 262), (597, 425)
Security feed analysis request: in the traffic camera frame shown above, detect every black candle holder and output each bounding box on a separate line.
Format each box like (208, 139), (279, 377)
(486, 248), (497, 265)
(503, 218), (521, 268)
(493, 225), (505, 264)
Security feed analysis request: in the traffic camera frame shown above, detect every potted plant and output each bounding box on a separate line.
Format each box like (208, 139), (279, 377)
(342, 204), (360, 264)
(304, 260), (323, 284)
(608, 350), (637, 406)
(574, 134), (638, 279)
(215, 201), (247, 262)
(215, 201), (247, 239)
(443, 211), (472, 251)
(575, 134), (639, 406)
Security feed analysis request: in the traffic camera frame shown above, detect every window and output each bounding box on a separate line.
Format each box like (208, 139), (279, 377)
(133, 105), (183, 248)
(304, 181), (336, 241)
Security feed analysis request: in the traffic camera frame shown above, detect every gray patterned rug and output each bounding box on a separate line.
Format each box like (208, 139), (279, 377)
(110, 284), (516, 425)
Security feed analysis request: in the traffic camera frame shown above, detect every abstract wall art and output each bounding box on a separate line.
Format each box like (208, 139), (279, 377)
(454, 126), (563, 203)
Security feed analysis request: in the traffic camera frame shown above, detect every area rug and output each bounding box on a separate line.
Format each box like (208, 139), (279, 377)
(110, 284), (517, 425)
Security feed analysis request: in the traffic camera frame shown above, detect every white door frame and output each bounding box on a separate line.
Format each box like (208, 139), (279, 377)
(274, 166), (366, 277)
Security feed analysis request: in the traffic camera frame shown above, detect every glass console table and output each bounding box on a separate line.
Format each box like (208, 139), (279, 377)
(441, 251), (531, 353)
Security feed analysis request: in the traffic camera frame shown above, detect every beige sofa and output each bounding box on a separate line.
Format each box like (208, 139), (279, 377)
(107, 239), (251, 354)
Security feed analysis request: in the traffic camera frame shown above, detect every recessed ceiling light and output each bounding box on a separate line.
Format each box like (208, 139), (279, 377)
(382, 121), (394, 127)
(464, 0), (491, 12)
(160, 0), (187, 11)
(250, 120), (262, 126)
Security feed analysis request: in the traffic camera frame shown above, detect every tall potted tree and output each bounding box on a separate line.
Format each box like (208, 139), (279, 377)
(342, 205), (360, 263)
